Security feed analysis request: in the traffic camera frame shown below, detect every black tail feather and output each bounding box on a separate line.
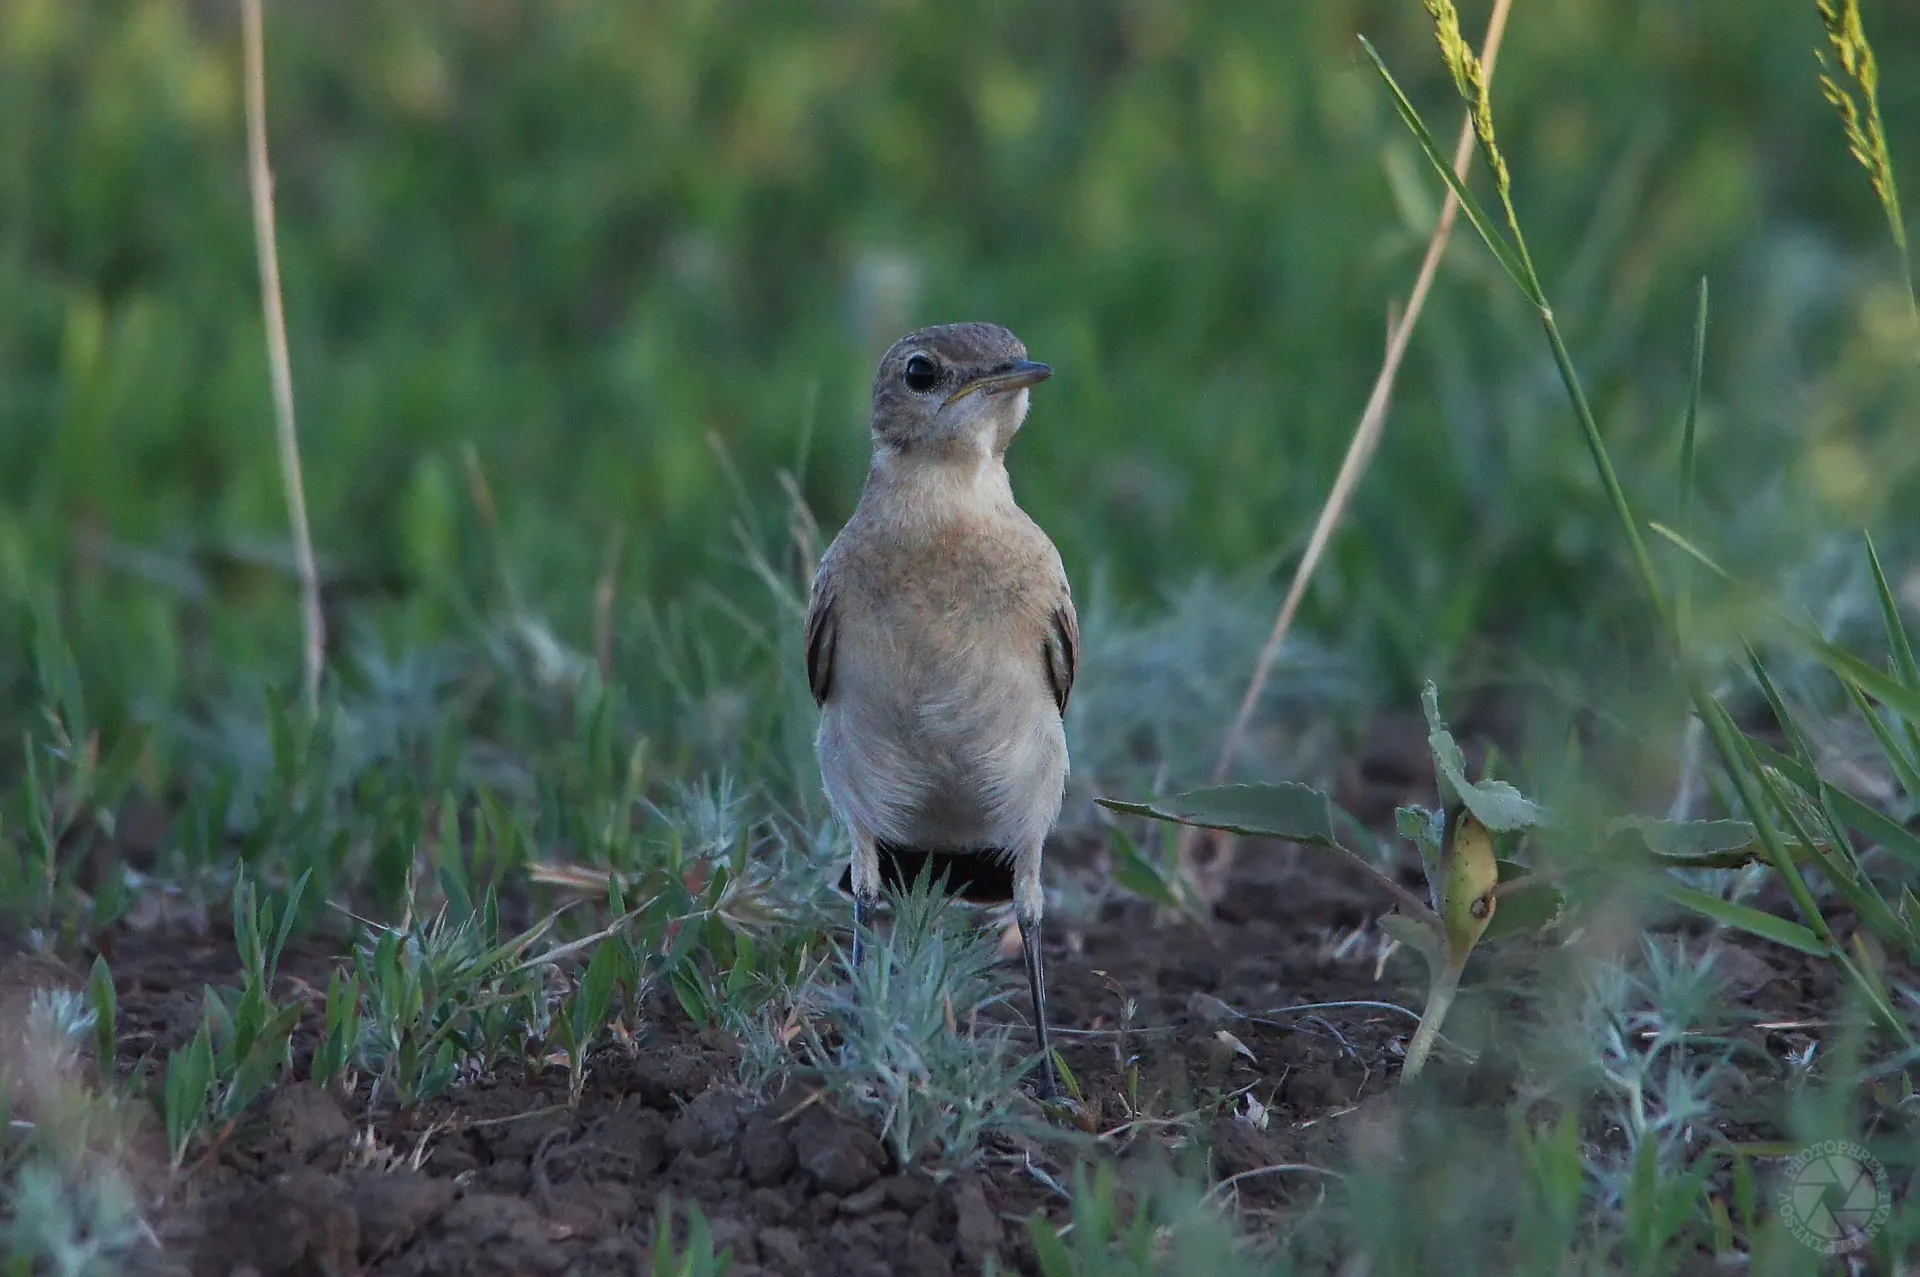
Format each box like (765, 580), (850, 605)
(836, 843), (1015, 904)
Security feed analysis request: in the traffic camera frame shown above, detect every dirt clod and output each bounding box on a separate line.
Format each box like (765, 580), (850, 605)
(264, 1082), (354, 1170)
(418, 1192), (568, 1276)
(741, 1108), (798, 1186)
(757, 1224), (806, 1269)
(790, 1103), (886, 1195)
(182, 1168), (359, 1277)
(950, 1176), (1000, 1266)
(349, 1171), (458, 1259)
(668, 1089), (753, 1160)
(624, 1043), (719, 1109)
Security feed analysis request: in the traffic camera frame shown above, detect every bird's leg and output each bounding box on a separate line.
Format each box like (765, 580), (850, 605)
(849, 827), (881, 973)
(1014, 846), (1058, 1099)
(1017, 906), (1057, 1099)
(852, 892), (877, 971)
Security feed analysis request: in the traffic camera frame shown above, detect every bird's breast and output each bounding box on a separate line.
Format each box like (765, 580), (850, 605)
(814, 494), (1070, 850)
(817, 593), (1066, 851)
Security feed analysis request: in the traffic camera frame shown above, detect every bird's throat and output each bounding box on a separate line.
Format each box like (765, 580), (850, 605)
(870, 435), (1012, 510)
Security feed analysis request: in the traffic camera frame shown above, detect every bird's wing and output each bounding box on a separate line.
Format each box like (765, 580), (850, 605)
(1042, 588), (1078, 717)
(804, 562), (838, 707)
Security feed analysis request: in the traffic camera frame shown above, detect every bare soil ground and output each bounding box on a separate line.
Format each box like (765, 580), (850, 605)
(83, 859), (1390, 1275)
(21, 739), (1861, 1277)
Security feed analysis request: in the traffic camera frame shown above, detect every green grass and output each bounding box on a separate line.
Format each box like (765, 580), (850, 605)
(4, 0), (1920, 1273)
(4, 0), (1918, 728)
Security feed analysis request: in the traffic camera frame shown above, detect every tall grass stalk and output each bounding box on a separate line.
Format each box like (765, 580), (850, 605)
(241, 0), (325, 716)
(1361, 6), (1907, 1037)
(1815, 0), (1917, 328)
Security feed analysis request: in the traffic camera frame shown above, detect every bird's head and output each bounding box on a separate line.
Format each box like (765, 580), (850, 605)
(868, 322), (1051, 460)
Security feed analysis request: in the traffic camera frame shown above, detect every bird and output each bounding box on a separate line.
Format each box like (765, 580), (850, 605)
(805, 321), (1077, 1098)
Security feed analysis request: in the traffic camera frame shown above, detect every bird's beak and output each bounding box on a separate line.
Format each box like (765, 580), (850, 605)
(944, 359), (1053, 406)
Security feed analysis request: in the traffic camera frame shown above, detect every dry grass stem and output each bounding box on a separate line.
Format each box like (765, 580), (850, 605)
(242, 0), (325, 715)
(1180, 0), (1514, 904)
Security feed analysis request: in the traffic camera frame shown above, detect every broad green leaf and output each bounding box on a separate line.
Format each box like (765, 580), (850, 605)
(1609, 816), (1755, 861)
(1097, 782), (1339, 847)
(1422, 684), (1546, 831)
(1396, 805), (1442, 854)
(1604, 816), (1827, 868)
(1396, 804), (1445, 894)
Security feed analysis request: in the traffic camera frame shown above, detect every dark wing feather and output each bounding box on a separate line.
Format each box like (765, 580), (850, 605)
(1042, 595), (1079, 716)
(804, 576), (837, 706)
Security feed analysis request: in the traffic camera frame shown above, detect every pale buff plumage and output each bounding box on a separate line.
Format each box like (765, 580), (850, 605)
(805, 322), (1076, 1096)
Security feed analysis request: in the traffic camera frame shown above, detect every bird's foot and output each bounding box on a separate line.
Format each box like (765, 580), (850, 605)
(1032, 1073), (1092, 1130)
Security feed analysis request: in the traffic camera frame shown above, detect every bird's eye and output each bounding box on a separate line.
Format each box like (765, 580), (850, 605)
(903, 354), (939, 392)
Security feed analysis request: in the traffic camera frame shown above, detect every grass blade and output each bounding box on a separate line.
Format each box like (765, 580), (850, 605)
(1750, 738), (1920, 874)
(1734, 725), (1912, 956)
(87, 955), (118, 1084)
(1356, 37), (1533, 300)
(1643, 878), (1826, 955)
(1676, 278), (1709, 639)
(1844, 681), (1920, 813)
(1865, 533), (1920, 763)
(1653, 522), (1920, 726)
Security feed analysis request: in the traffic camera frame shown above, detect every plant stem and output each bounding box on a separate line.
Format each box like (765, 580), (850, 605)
(1401, 957), (1465, 1079)
(241, 0), (324, 717)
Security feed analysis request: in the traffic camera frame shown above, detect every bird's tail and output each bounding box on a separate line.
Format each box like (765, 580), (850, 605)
(837, 843), (1014, 904)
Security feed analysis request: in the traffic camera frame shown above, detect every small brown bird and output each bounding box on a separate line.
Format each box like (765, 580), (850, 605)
(806, 321), (1076, 1097)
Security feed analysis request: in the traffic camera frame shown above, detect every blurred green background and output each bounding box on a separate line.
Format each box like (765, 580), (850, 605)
(2, 0), (1917, 746)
